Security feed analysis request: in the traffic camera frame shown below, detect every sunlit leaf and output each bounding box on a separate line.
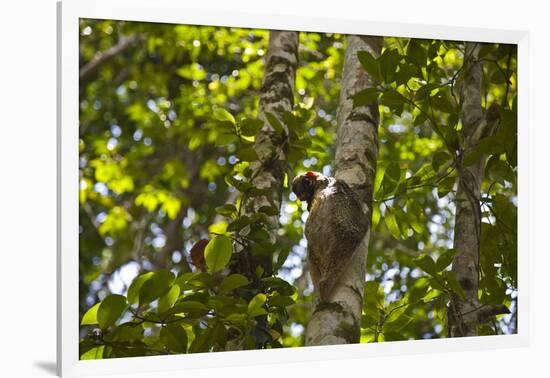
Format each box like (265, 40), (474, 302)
(384, 207), (401, 239)
(158, 285), (181, 314)
(81, 303), (100, 325)
(81, 346), (104, 360)
(97, 294), (127, 329)
(139, 270), (175, 306)
(204, 235), (232, 273)
(127, 272), (154, 305)
(213, 107), (236, 125)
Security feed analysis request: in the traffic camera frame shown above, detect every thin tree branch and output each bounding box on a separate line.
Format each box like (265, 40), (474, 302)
(80, 34), (143, 83)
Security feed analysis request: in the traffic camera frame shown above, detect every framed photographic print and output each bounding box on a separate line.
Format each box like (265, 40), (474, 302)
(57, 0), (529, 376)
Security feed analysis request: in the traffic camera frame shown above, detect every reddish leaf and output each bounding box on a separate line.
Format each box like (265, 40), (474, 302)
(190, 239), (209, 272)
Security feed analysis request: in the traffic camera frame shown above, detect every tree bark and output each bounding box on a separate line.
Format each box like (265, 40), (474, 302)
(247, 31), (298, 224)
(449, 42), (508, 337)
(226, 30), (298, 350)
(305, 35), (382, 345)
(236, 30), (298, 270)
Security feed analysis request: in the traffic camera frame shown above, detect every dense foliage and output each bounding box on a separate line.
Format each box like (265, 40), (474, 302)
(78, 19), (517, 358)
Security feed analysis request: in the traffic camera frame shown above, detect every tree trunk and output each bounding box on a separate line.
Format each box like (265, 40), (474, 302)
(226, 30), (298, 350)
(247, 30), (298, 224)
(305, 35), (382, 346)
(237, 30), (298, 278)
(449, 42), (508, 337)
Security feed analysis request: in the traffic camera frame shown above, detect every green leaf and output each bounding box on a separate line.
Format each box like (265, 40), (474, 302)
(415, 83), (439, 101)
(490, 70), (507, 85)
(249, 293), (267, 308)
(357, 50), (381, 81)
(385, 302), (409, 323)
(395, 62), (418, 86)
(412, 112), (427, 128)
(214, 133), (238, 146)
(127, 272), (154, 305)
(160, 324), (188, 353)
(80, 345), (104, 360)
(437, 175), (456, 199)
(248, 228), (270, 244)
(215, 204), (237, 217)
(436, 249), (454, 272)
(227, 215), (251, 232)
(364, 281), (385, 311)
(226, 313), (248, 323)
(395, 207), (411, 237)
(431, 91), (454, 113)
(139, 270), (175, 306)
(97, 294), (127, 329)
(248, 293), (267, 317)
(158, 285), (181, 314)
(213, 108), (236, 125)
(414, 255), (438, 276)
(386, 161), (401, 182)
(209, 221), (228, 235)
(81, 303), (100, 325)
(463, 136), (505, 167)
(248, 307), (268, 317)
(175, 272), (214, 290)
(446, 271), (466, 300)
(379, 48), (401, 82)
(211, 321), (228, 348)
(189, 328), (212, 353)
(407, 277), (430, 304)
(432, 151), (451, 172)
(374, 164), (386, 194)
(429, 277), (447, 292)
(269, 295), (295, 308)
(257, 205), (280, 216)
(236, 147), (258, 162)
(384, 313), (413, 332)
(384, 207), (401, 239)
(423, 288), (444, 302)
(274, 248), (290, 271)
(265, 112), (284, 134)
(219, 274), (249, 293)
(353, 88), (379, 108)
(371, 205), (381, 229)
(240, 118), (263, 137)
(407, 40), (427, 67)
(379, 89), (407, 107)
(205, 235), (233, 273)
(380, 161), (402, 196)
(409, 163), (435, 183)
(106, 323), (143, 342)
(170, 300), (209, 314)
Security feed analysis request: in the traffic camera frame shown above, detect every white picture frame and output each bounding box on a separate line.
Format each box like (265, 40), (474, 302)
(57, 0), (530, 376)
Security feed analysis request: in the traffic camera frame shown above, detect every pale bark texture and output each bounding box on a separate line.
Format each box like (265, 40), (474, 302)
(247, 30), (298, 235)
(305, 35), (382, 346)
(449, 42), (508, 337)
(226, 30), (298, 350)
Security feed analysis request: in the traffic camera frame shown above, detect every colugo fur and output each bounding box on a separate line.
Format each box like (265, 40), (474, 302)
(292, 171), (368, 302)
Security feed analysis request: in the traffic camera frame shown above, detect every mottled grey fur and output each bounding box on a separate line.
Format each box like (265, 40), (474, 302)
(292, 172), (368, 301)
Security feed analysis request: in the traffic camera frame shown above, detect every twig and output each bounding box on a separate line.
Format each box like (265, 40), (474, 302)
(80, 34), (143, 83)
